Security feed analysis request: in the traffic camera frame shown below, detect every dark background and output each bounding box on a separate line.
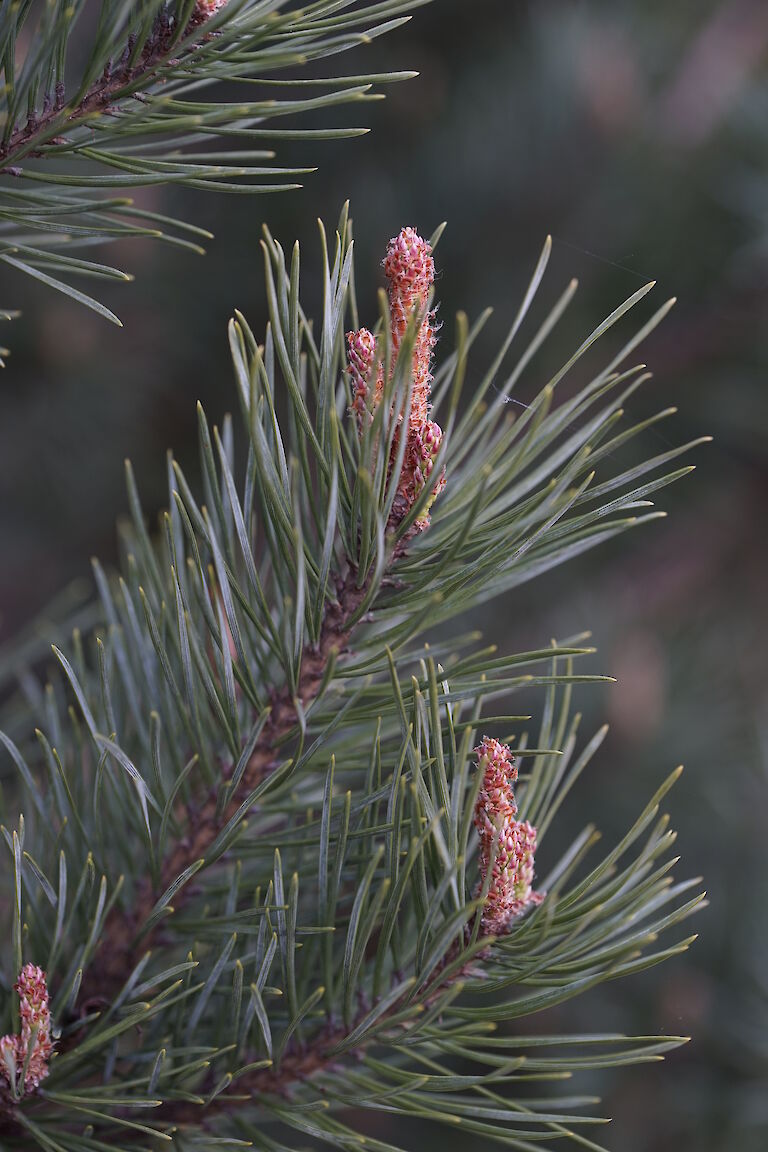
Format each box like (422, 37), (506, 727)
(2, 1), (768, 1149)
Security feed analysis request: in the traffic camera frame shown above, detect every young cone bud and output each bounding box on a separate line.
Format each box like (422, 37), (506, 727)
(474, 737), (543, 934)
(347, 227), (445, 529)
(0, 964), (54, 1096)
(195, 0), (227, 17)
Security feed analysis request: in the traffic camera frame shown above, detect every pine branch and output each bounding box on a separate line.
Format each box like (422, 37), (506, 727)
(0, 215), (706, 1151)
(160, 946), (477, 1132)
(0, 13), (183, 170)
(91, 564), (371, 1007)
(0, 1), (427, 334)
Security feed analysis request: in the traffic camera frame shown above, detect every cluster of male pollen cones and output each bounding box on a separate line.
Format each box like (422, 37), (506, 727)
(0, 966), (54, 1100)
(194, 0), (228, 18)
(474, 736), (543, 935)
(347, 226), (446, 530)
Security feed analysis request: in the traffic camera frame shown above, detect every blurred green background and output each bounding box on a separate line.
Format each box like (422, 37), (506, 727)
(2, 1), (768, 1148)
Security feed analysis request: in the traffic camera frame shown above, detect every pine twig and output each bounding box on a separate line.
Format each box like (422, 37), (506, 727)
(158, 944), (478, 1132)
(0, 9), (220, 173)
(73, 565), (371, 1017)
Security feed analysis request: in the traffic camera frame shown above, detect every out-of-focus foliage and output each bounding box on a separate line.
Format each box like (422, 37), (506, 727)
(0, 0), (425, 325)
(0, 1), (766, 1150)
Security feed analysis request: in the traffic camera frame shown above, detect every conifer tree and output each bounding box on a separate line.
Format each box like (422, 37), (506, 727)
(0, 4), (707, 1151)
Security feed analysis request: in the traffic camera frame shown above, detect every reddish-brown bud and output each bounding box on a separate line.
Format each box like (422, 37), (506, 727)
(1, 964), (54, 1095)
(347, 227), (445, 529)
(473, 737), (543, 934)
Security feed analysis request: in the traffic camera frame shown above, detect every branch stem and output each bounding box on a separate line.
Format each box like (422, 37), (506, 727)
(0, 12), (208, 171)
(73, 566), (370, 1017)
(160, 950), (476, 1133)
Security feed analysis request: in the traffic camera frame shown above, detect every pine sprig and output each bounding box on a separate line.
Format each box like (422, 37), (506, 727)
(0, 0), (426, 332)
(0, 212), (706, 1150)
